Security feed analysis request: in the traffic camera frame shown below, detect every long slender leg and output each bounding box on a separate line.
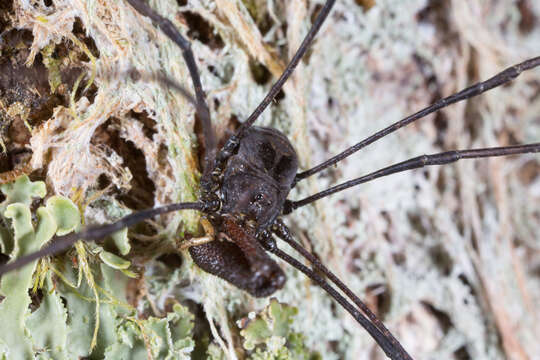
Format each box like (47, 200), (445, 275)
(126, 0), (217, 168)
(295, 56), (540, 182)
(286, 143), (540, 212)
(214, 0), (338, 170)
(261, 235), (413, 360)
(271, 219), (411, 358)
(236, 0), (336, 136)
(0, 201), (205, 275)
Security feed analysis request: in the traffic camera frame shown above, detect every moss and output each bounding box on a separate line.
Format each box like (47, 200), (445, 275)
(41, 44), (63, 94)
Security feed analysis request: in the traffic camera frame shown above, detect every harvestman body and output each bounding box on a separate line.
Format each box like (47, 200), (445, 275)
(190, 126), (298, 297)
(0, 0), (539, 359)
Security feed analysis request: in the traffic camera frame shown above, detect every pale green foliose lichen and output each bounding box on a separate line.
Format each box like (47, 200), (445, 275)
(234, 299), (320, 360)
(5, 0), (539, 358)
(0, 176), (195, 359)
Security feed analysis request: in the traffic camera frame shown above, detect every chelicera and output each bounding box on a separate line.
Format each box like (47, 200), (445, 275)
(0, 1), (539, 359)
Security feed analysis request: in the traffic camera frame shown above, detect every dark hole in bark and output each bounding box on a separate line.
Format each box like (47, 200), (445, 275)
(182, 11), (224, 50)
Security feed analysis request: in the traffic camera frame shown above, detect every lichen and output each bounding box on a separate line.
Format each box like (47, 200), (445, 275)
(0, 0), (539, 359)
(104, 303), (195, 359)
(238, 299), (320, 360)
(204, 299), (319, 360)
(0, 176), (78, 359)
(0, 176), (196, 359)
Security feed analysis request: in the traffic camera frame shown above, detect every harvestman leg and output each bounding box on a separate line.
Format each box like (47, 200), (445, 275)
(0, 1), (439, 359)
(0, 202), (206, 275)
(278, 70), (539, 354)
(126, 0), (217, 170)
(127, 0), (338, 173)
(295, 56), (540, 182)
(214, 0), (414, 355)
(269, 219), (413, 360)
(126, 1), (414, 358)
(266, 245), (411, 360)
(287, 143), (540, 210)
(214, 0), (338, 169)
(125, 0), (337, 186)
(0, 1), (224, 275)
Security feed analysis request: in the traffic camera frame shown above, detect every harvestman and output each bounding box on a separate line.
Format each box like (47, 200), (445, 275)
(0, 0), (539, 359)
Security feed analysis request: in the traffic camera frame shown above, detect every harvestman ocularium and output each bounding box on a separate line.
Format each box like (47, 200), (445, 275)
(0, 0), (539, 359)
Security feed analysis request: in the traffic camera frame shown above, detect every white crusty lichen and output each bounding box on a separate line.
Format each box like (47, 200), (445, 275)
(1, 0), (539, 359)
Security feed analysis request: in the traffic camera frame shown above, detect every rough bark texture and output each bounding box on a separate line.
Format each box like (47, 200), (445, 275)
(1, 0), (539, 359)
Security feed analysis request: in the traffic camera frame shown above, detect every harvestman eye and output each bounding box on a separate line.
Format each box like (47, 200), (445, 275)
(0, 0), (538, 359)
